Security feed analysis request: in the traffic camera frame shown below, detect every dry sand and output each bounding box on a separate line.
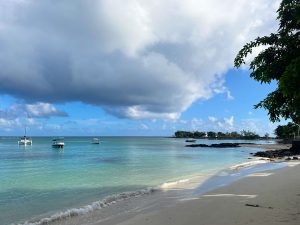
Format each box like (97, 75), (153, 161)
(115, 163), (300, 225)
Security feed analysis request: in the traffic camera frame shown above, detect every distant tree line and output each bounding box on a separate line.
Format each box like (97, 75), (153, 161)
(174, 130), (261, 140)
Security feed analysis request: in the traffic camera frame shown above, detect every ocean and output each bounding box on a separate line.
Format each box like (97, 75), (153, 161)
(0, 137), (273, 225)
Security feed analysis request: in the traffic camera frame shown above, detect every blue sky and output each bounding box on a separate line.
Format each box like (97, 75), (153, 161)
(0, 0), (284, 136)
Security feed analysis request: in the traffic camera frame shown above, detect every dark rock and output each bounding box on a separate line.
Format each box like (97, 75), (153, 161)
(245, 204), (260, 207)
(185, 144), (208, 147)
(253, 146), (300, 159)
(211, 143), (240, 148)
(292, 156), (299, 160)
(291, 140), (300, 150)
(185, 143), (241, 148)
(185, 139), (196, 143)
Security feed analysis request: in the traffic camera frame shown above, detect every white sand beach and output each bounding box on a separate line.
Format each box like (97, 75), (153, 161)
(114, 163), (300, 225)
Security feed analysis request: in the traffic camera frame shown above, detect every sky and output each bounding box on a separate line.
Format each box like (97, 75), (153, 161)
(0, 0), (286, 136)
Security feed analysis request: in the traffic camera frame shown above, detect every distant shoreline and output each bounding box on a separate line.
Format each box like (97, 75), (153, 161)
(171, 136), (276, 140)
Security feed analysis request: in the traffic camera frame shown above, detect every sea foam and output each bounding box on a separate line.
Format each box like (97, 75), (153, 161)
(229, 160), (268, 170)
(16, 187), (157, 225)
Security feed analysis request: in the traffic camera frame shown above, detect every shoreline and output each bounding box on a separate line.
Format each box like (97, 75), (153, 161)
(116, 162), (300, 225)
(21, 160), (289, 225)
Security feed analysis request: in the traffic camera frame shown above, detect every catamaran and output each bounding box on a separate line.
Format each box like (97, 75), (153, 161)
(18, 127), (32, 145)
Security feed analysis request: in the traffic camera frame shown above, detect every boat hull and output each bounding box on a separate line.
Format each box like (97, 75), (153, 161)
(52, 144), (64, 148)
(18, 139), (32, 145)
(91, 138), (100, 144)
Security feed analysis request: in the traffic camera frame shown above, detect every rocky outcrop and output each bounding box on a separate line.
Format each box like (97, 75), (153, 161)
(185, 144), (209, 147)
(253, 144), (300, 158)
(184, 141), (300, 159)
(185, 143), (253, 148)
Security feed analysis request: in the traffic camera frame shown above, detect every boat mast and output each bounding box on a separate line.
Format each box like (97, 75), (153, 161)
(24, 112), (29, 137)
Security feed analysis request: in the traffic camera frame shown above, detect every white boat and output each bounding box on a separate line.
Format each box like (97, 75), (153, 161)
(52, 138), (64, 148)
(18, 136), (32, 145)
(91, 138), (100, 144)
(18, 126), (32, 145)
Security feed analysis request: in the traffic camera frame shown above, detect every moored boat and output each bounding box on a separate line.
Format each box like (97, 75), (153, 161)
(18, 126), (32, 145)
(18, 136), (32, 145)
(91, 137), (100, 144)
(52, 138), (64, 148)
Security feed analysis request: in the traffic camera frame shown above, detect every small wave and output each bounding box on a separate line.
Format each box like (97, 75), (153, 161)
(230, 160), (268, 170)
(16, 187), (157, 225)
(160, 178), (190, 189)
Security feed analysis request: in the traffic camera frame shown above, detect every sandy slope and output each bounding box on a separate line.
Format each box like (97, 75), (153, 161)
(116, 163), (300, 225)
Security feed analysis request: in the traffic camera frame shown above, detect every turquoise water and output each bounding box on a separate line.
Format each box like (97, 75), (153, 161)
(0, 137), (265, 224)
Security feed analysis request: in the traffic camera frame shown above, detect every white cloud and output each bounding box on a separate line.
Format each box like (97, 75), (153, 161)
(224, 116), (234, 127)
(0, 0), (279, 119)
(217, 121), (224, 128)
(191, 118), (203, 130)
(0, 118), (20, 131)
(208, 116), (217, 122)
(0, 102), (67, 119)
(154, 116), (279, 136)
(239, 118), (279, 136)
(226, 90), (234, 100)
(25, 103), (67, 118)
(141, 123), (149, 130)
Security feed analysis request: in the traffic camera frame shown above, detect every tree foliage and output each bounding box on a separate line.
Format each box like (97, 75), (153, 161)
(274, 122), (299, 138)
(174, 130), (260, 139)
(240, 130), (260, 140)
(174, 131), (206, 138)
(234, 0), (300, 124)
(207, 131), (217, 138)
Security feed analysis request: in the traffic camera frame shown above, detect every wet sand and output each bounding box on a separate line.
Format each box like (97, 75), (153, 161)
(115, 163), (300, 225)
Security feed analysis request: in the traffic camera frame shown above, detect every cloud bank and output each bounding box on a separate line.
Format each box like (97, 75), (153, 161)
(0, 0), (279, 119)
(0, 102), (67, 119)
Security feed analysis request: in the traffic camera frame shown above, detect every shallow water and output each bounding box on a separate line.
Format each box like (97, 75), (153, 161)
(0, 137), (269, 224)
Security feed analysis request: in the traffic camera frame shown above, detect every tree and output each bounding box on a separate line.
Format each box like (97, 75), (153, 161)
(174, 131), (194, 138)
(241, 130), (260, 139)
(217, 132), (226, 138)
(264, 133), (270, 139)
(274, 122), (298, 138)
(194, 131), (206, 138)
(234, 0), (300, 124)
(207, 131), (217, 138)
(229, 131), (241, 138)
